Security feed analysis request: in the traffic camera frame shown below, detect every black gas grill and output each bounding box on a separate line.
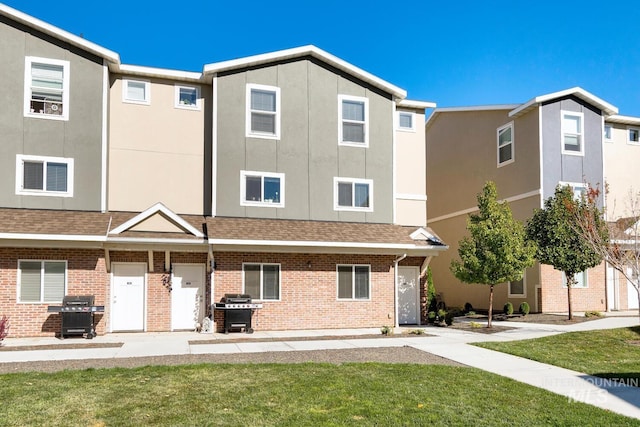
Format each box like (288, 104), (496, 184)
(214, 294), (262, 334)
(47, 295), (104, 339)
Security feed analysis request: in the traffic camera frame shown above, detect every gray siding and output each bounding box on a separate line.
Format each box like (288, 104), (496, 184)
(541, 97), (604, 204)
(0, 15), (104, 211)
(215, 59), (394, 223)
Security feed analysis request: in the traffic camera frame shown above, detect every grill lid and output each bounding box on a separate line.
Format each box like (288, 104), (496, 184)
(220, 294), (251, 304)
(62, 295), (95, 306)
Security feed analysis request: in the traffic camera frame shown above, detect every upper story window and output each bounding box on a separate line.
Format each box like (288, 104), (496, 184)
(123, 79), (150, 105)
(334, 177), (373, 212)
(15, 155), (74, 197)
(397, 111), (415, 132)
(561, 111), (584, 155)
(497, 122), (514, 166)
(24, 57), (70, 121)
(559, 181), (587, 200)
(246, 84), (280, 139)
(339, 95), (369, 147)
(337, 265), (370, 300)
(18, 260), (66, 303)
(175, 85), (200, 110)
(241, 171), (284, 207)
(628, 127), (640, 145)
(604, 124), (613, 142)
(243, 263), (280, 301)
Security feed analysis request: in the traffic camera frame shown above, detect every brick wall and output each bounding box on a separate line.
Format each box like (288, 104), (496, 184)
(212, 252), (397, 331)
(540, 262), (606, 313)
(0, 248), (106, 338)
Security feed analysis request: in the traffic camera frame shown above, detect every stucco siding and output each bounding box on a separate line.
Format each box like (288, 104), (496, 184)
(108, 77), (208, 215)
(604, 122), (640, 218)
(0, 15), (104, 211)
(215, 58), (394, 223)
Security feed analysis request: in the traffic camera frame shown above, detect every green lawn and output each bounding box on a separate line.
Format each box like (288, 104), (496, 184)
(1, 363), (638, 426)
(476, 326), (640, 382)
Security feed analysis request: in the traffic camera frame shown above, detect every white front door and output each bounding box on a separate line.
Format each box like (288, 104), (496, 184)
(111, 263), (146, 331)
(171, 264), (205, 330)
(398, 267), (419, 325)
(607, 266), (619, 311)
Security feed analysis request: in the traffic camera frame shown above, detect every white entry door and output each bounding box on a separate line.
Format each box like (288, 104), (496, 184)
(398, 267), (419, 325)
(171, 264), (205, 331)
(111, 263), (146, 331)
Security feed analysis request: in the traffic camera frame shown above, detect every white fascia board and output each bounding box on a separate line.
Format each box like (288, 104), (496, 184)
(106, 237), (207, 245)
(425, 104), (519, 128)
(607, 114), (640, 125)
(398, 100), (437, 110)
(109, 202), (205, 237)
(209, 238), (447, 252)
(203, 45), (407, 99)
(115, 64), (203, 82)
(510, 87), (618, 118)
(0, 4), (120, 64)
(0, 233), (105, 242)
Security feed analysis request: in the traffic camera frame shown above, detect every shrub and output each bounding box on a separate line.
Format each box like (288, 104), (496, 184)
(444, 311), (455, 326)
(469, 321), (483, 328)
(503, 301), (514, 315)
(380, 325), (394, 335)
(0, 315), (9, 343)
(519, 302), (530, 316)
(426, 267), (437, 313)
(408, 329), (426, 335)
(464, 302), (474, 313)
(584, 310), (604, 318)
(427, 311), (436, 323)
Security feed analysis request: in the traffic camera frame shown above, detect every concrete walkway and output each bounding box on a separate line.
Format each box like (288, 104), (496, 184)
(1, 316), (639, 420)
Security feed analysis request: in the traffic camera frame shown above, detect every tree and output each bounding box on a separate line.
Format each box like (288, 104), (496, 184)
(526, 185), (604, 320)
(571, 187), (640, 323)
(450, 181), (536, 328)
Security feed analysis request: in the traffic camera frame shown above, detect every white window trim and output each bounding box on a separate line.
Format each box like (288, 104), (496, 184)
(15, 154), (74, 197)
(333, 177), (374, 212)
(122, 79), (151, 105)
(242, 262), (281, 301)
(24, 56), (70, 121)
(240, 170), (285, 208)
(561, 110), (584, 156)
(559, 181), (587, 200)
(174, 84), (201, 110)
(627, 126), (640, 146)
(17, 260), (67, 304)
(336, 264), (371, 301)
(508, 271), (526, 298)
(397, 111), (416, 132)
(497, 121), (515, 167)
(604, 124), (613, 143)
(246, 83), (281, 140)
(562, 271), (588, 289)
(338, 94), (369, 147)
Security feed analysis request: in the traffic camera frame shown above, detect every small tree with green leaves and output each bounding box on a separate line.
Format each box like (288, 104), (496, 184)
(526, 185), (604, 320)
(426, 266), (437, 315)
(450, 182), (536, 328)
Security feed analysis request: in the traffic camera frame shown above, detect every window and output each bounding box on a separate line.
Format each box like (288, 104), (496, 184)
(243, 263), (280, 300)
(508, 272), (526, 297)
(561, 111), (584, 155)
(339, 95), (369, 146)
(123, 79), (150, 104)
(562, 271), (587, 288)
(628, 127), (640, 145)
(604, 124), (612, 142)
(497, 122), (514, 166)
(15, 155), (74, 197)
(24, 57), (70, 120)
(175, 85), (200, 109)
(334, 178), (373, 211)
(240, 171), (284, 207)
(397, 111), (415, 131)
(337, 265), (370, 300)
(559, 181), (587, 200)
(18, 260), (66, 303)
(246, 84), (280, 139)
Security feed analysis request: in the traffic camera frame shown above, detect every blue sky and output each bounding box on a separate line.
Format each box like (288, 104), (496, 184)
(6, 0), (640, 116)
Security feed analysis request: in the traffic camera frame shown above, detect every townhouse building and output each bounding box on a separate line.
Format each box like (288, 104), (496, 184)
(426, 87), (639, 314)
(0, 4), (445, 337)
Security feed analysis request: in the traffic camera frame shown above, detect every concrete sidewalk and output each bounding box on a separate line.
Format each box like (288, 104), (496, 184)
(1, 316), (639, 420)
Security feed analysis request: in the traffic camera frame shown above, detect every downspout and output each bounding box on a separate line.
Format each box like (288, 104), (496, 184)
(393, 253), (407, 328)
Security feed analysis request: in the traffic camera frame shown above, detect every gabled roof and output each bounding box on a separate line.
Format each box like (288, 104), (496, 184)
(509, 87), (618, 118)
(0, 3), (119, 64)
(109, 203), (205, 238)
(203, 45), (407, 100)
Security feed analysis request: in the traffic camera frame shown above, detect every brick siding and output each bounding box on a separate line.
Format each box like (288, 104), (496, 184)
(540, 262), (606, 313)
